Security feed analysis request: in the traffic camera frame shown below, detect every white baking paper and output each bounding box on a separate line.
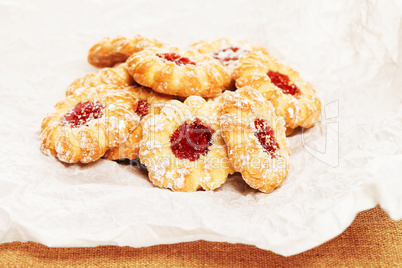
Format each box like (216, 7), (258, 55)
(0, 0), (401, 256)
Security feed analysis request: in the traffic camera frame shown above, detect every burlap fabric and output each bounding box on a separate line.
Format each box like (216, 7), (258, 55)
(0, 206), (400, 267)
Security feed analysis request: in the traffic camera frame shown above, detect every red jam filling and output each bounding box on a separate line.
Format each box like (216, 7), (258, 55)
(156, 52), (196, 66)
(170, 118), (214, 162)
(135, 100), (149, 118)
(254, 119), (279, 158)
(212, 46), (246, 65)
(267, 71), (301, 96)
(63, 101), (104, 128)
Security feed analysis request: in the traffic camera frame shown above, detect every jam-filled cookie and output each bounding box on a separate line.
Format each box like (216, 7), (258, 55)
(139, 97), (234, 192)
(66, 63), (134, 96)
(190, 37), (268, 76)
(233, 52), (321, 133)
(88, 35), (166, 68)
(220, 87), (290, 193)
(103, 85), (176, 160)
(41, 85), (140, 163)
(126, 47), (231, 97)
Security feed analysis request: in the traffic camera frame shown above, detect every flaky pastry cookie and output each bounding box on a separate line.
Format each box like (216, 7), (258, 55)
(190, 37), (268, 76)
(41, 85), (140, 163)
(220, 87), (290, 193)
(103, 85), (176, 160)
(233, 52), (321, 133)
(139, 97), (234, 192)
(126, 47), (231, 97)
(88, 35), (166, 68)
(66, 63), (134, 96)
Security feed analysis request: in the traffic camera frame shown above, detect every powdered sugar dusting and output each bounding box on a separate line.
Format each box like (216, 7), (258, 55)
(166, 171), (174, 180)
(144, 140), (163, 151)
(288, 107), (294, 119)
(150, 158), (169, 182)
(175, 168), (189, 189)
(212, 43), (252, 72)
(200, 171), (211, 183)
(161, 104), (179, 122)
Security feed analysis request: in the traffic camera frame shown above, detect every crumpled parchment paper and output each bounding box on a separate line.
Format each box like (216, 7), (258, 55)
(0, 0), (401, 256)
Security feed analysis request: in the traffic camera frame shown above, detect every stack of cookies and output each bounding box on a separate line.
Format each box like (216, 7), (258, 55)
(40, 35), (321, 193)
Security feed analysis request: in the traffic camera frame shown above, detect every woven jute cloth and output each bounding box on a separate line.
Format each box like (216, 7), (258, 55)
(0, 206), (400, 267)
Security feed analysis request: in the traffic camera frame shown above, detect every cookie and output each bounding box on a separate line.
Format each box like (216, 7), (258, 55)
(103, 85), (176, 160)
(41, 85), (140, 163)
(126, 47), (231, 97)
(88, 35), (166, 68)
(190, 37), (268, 76)
(139, 97), (234, 192)
(233, 52), (321, 132)
(219, 87), (290, 193)
(66, 63), (134, 96)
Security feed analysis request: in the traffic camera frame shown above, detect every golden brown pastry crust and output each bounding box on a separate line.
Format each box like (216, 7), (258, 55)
(126, 47), (231, 97)
(233, 52), (321, 130)
(88, 35), (166, 68)
(190, 37), (269, 76)
(139, 97), (234, 192)
(219, 87), (290, 193)
(66, 63), (134, 96)
(103, 85), (176, 160)
(40, 85), (140, 163)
